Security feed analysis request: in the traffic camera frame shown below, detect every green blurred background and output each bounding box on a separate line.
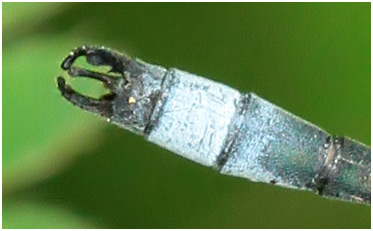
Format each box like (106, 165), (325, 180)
(3, 2), (371, 228)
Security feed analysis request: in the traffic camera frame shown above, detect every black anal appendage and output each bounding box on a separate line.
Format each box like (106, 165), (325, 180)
(57, 45), (167, 134)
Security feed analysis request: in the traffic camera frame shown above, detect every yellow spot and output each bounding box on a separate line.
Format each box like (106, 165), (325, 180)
(128, 96), (136, 104)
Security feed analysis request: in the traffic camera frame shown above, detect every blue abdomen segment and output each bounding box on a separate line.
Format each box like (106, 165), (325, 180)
(147, 69), (241, 167)
(220, 94), (330, 189)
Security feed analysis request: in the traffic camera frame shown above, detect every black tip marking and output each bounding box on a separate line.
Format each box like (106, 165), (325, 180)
(56, 45), (131, 118)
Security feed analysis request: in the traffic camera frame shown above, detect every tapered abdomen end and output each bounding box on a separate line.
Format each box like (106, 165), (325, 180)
(319, 137), (371, 204)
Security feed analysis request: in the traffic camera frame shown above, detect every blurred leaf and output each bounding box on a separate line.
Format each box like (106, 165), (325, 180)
(3, 199), (97, 228)
(2, 33), (107, 194)
(3, 3), (73, 45)
(3, 2), (57, 28)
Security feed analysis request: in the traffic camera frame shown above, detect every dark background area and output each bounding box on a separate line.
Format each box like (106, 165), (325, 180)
(3, 2), (370, 228)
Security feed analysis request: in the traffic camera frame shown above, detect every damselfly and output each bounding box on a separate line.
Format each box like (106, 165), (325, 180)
(56, 45), (370, 204)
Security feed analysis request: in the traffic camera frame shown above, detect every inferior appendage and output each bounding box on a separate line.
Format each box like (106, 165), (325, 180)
(56, 45), (129, 117)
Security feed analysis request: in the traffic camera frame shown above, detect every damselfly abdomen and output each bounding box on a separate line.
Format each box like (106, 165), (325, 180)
(57, 46), (370, 204)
